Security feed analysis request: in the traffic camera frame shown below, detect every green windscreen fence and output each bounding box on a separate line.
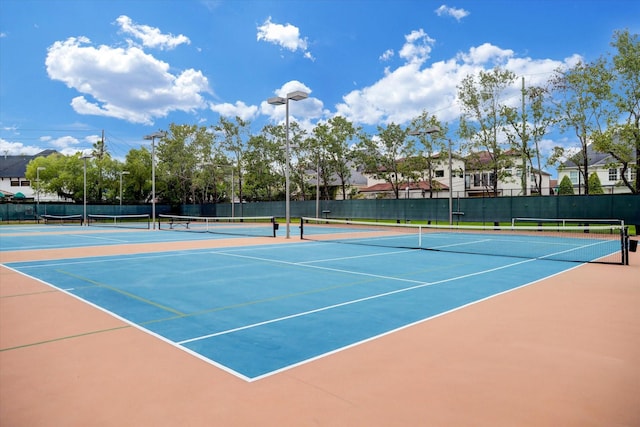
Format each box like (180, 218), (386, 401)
(2, 195), (638, 229)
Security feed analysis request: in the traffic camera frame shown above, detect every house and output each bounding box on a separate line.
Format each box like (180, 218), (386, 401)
(464, 151), (552, 197)
(357, 150), (553, 199)
(303, 162), (369, 200)
(359, 154), (466, 199)
(557, 144), (636, 194)
(0, 150), (60, 202)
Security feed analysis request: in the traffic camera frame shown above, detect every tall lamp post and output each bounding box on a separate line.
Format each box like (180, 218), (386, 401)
(144, 131), (166, 229)
(267, 90), (309, 238)
(81, 154), (92, 226)
(409, 126), (453, 225)
(36, 166), (46, 221)
(119, 170), (130, 210)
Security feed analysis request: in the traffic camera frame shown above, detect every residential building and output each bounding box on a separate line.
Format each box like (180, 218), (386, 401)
(464, 151), (552, 197)
(0, 150), (61, 201)
(359, 154), (466, 199)
(557, 144), (636, 194)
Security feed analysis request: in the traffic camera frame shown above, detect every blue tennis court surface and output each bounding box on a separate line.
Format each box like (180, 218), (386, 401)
(5, 238), (582, 381)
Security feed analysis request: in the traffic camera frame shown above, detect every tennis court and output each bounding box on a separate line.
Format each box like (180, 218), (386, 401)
(1, 218), (638, 425)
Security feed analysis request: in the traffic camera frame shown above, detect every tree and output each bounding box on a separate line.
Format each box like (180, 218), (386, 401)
(122, 147), (152, 203)
(458, 67), (518, 196)
(214, 117), (251, 212)
(26, 152), (89, 202)
(503, 81), (556, 195)
(549, 58), (615, 195)
(408, 111), (448, 198)
(588, 172), (604, 194)
(321, 116), (359, 200)
(156, 124), (200, 205)
(558, 175), (574, 195)
(243, 133), (282, 201)
(307, 123), (335, 201)
(355, 123), (415, 199)
(591, 29), (640, 194)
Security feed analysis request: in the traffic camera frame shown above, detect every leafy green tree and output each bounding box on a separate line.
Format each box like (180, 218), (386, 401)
(214, 116), (251, 212)
(503, 82), (556, 195)
(156, 124), (194, 205)
(592, 29), (640, 194)
(457, 67), (518, 196)
(307, 123), (335, 201)
(549, 58), (614, 195)
(355, 123), (415, 199)
(26, 152), (89, 202)
(319, 116), (359, 200)
(588, 172), (604, 194)
(122, 147), (152, 203)
(244, 133), (282, 201)
(558, 175), (575, 195)
(408, 111), (448, 198)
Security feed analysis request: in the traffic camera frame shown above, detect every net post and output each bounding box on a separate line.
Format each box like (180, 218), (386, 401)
(300, 217), (304, 240)
(271, 216), (277, 238)
(622, 226), (629, 266)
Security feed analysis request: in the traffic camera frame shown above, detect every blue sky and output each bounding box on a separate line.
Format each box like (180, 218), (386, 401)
(1, 0), (638, 175)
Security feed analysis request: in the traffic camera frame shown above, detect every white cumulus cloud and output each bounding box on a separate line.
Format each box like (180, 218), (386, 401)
(334, 30), (579, 128)
(435, 4), (470, 21)
(115, 15), (190, 50)
(45, 36), (210, 124)
(257, 17), (314, 60)
(210, 101), (259, 122)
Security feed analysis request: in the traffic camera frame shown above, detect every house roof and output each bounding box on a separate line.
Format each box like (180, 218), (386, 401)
(360, 180), (448, 193)
(466, 150), (551, 176)
(560, 144), (614, 168)
(305, 163), (369, 187)
(0, 150), (57, 178)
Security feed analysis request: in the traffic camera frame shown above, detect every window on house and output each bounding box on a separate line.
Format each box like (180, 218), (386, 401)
(21, 180), (30, 186)
(10, 180), (19, 187)
(435, 170), (444, 178)
(569, 171), (578, 184)
(473, 173), (480, 186)
(609, 168), (618, 181)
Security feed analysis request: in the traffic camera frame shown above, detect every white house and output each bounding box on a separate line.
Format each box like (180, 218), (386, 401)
(464, 151), (552, 197)
(557, 144), (636, 194)
(359, 154), (466, 199)
(0, 150), (62, 202)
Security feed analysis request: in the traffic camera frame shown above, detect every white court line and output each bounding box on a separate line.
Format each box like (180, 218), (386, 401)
(74, 234), (130, 243)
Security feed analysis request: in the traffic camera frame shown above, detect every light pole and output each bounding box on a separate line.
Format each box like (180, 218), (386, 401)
(119, 170), (130, 210)
(409, 126), (453, 225)
(144, 131), (166, 229)
(36, 166), (45, 221)
(81, 154), (91, 226)
(267, 90), (309, 238)
(316, 155), (320, 219)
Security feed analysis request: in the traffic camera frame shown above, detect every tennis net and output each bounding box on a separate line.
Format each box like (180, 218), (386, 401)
(300, 217), (629, 265)
(40, 214), (84, 225)
(158, 214), (278, 238)
(87, 214), (150, 229)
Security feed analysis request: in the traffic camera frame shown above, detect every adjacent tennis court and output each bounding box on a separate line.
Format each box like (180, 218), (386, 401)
(1, 218), (638, 425)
